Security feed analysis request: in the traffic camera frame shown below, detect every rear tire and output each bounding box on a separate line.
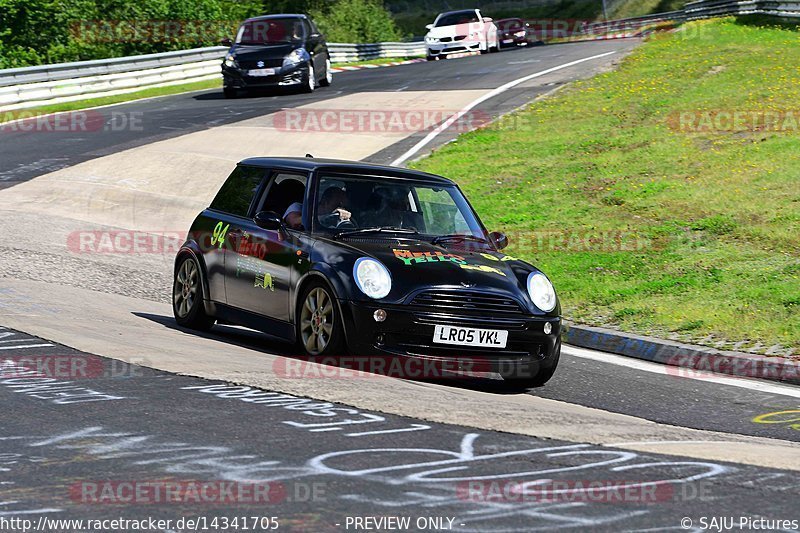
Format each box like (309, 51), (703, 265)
(173, 255), (215, 331)
(297, 281), (344, 356)
(500, 340), (560, 389)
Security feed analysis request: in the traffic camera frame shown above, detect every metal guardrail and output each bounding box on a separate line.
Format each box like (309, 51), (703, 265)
(328, 42), (426, 62)
(684, 0), (800, 18)
(0, 42), (426, 111)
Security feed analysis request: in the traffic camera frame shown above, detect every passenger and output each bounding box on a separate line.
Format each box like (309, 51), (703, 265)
(283, 202), (303, 229)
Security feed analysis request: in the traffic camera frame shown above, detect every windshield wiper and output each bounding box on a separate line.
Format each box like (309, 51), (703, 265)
(432, 234), (490, 246)
(334, 226), (419, 239)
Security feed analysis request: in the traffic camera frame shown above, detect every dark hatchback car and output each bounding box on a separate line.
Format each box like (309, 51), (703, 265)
(173, 158), (562, 388)
(496, 18), (537, 47)
(221, 14), (332, 98)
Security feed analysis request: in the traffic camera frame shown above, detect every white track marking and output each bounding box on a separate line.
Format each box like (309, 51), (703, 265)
(390, 51), (616, 166)
(563, 344), (800, 399)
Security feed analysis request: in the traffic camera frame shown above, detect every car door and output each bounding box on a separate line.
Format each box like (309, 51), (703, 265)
(305, 18), (327, 72)
(225, 170), (309, 321)
(205, 165), (269, 305)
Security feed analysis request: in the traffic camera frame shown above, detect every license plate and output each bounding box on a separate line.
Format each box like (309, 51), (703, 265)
(248, 68), (275, 77)
(502, 39), (514, 44)
(433, 325), (508, 348)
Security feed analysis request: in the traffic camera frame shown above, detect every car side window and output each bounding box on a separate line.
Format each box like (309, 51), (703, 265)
(209, 166), (267, 218)
(256, 172), (308, 228)
(308, 19), (320, 35)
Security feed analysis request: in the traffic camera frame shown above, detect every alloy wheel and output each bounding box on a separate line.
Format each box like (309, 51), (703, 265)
(300, 287), (334, 355)
(174, 258), (199, 319)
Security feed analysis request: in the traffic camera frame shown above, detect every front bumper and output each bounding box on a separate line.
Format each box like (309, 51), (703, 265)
(341, 300), (561, 374)
(222, 62), (309, 89)
(426, 40), (482, 57)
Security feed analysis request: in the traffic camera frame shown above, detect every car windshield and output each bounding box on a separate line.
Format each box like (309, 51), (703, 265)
(499, 19), (523, 31)
(435, 11), (479, 27)
(236, 18), (306, 45)
(313, 175), (486, 240)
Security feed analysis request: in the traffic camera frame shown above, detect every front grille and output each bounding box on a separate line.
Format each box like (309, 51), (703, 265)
(410, 290), (525, 316)
(440, 37), (453, 42)
(239, 58), (283, 69)
(454, 35), (467, 41)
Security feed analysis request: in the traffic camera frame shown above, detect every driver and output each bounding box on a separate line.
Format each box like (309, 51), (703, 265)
(317, 186), (354, 228)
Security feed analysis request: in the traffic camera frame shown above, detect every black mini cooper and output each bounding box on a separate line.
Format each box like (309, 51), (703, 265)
(173, 158), (561, 387)
(220, 14), (332, 98)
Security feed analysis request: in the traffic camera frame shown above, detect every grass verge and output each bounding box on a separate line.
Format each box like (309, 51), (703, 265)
(412, 17), (800, 355)
(332, 56), (423, 68)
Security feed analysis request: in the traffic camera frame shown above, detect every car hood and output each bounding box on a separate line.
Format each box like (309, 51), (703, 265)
(230, 43), (297, 60)
(329, 237), (545, 307)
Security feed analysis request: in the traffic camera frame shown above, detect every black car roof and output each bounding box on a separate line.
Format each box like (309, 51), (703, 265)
(243, 14), (308, 23)
(238, 157), (455, 185)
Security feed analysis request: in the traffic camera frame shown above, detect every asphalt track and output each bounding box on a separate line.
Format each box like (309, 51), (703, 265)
(1, 327), (799, 532)
(1, 39), (799, 531)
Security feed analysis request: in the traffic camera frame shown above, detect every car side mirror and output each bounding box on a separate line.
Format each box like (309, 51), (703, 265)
(483, 17), (493, 22)
(220, 37), (233, 47)
(254, 211), (283, 231)
(489, 231), (508, 250)
(425, 24), (433, 30)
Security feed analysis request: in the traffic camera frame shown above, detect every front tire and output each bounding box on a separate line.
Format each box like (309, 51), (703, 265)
(297, 282), (344, 356)
(223, 86), (238, 99)
(320, 58), (333, 87)
(303, 64), (316, 93)
(173, 255), (215, 331)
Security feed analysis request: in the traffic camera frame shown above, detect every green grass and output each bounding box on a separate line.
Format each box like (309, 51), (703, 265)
(412, 17), (800, 355)
(0, 78), (222, 122)
(332, 56), (422, 68)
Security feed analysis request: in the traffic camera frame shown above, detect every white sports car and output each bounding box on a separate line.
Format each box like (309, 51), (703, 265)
(424, 9), (499, 60)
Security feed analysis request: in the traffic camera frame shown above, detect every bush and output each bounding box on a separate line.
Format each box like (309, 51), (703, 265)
(0, 0), (406, 68)
(310, 0), (403, 43)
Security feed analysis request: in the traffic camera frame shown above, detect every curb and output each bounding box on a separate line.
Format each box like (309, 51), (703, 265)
(563, 323), (800, 386)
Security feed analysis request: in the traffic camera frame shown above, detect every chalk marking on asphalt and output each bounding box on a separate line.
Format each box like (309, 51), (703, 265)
(346, 424), (431, 437)
(0, 344), (53, 350)
(563, 345), (800, 399)
(390, 50), (616, 166)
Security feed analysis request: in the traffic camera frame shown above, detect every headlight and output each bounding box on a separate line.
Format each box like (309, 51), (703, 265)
(283, 48), (310, 68)
(354, 258), (392, 299)
(527, 272), (556, 312)
(224, 55), (237, 68)
(425, 35), (437, 43)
